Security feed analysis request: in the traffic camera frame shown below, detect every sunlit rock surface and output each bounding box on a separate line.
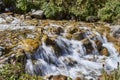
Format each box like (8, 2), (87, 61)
(0, 13), (120, 80)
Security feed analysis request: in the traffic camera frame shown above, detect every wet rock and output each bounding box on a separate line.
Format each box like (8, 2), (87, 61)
(72, 32), (86, 40)
(48, 75), (68, 80)
(84, 41), (94, 54)
(0, 46), (5, 56)
(31, 10), (44, 19)
(100, 47), (109, 56)
(54, 27), (64, 35)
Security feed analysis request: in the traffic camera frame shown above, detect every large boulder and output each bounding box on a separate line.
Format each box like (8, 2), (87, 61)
(31, 10), (44, 19)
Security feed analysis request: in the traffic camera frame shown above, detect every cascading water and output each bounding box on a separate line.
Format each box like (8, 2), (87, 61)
(25, 26), (120, 80)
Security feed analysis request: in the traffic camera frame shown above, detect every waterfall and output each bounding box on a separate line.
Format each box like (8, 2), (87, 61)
(25, 26), (120, 79)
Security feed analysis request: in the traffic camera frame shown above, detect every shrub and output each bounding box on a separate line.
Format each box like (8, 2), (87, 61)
(15, 0), (27, 13)
(68, 0), (107, 20)
(40, 0), (66, 19)
(98, 0), (120, 22)
(15, 0), (41, 13)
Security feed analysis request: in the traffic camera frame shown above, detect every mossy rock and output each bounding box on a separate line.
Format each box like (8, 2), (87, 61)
(21, 38), (40, 53)
(72, 32), (86, 41)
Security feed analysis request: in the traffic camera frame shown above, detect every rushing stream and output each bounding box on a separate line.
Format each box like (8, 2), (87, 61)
(25, 26), (120, 80)
(0, 13), (120, 80)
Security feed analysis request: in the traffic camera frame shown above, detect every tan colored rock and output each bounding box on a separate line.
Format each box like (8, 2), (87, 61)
(65, 33), (72, 39)
(21, 38), (40, 53)
(75, 77), (81, 80)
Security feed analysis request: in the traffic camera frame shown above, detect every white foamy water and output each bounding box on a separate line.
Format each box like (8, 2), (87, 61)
(0, 17), (35, 31)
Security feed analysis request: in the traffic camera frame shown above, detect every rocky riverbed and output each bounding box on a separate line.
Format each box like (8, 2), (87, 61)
(0, 13), (120, 80)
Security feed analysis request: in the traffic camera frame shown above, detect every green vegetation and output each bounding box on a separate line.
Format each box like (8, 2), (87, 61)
(0, 63), (44, 80)
(1, 0), (120, 22)
(98, 0), (120, 22)
(102, 63), (120, 80)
